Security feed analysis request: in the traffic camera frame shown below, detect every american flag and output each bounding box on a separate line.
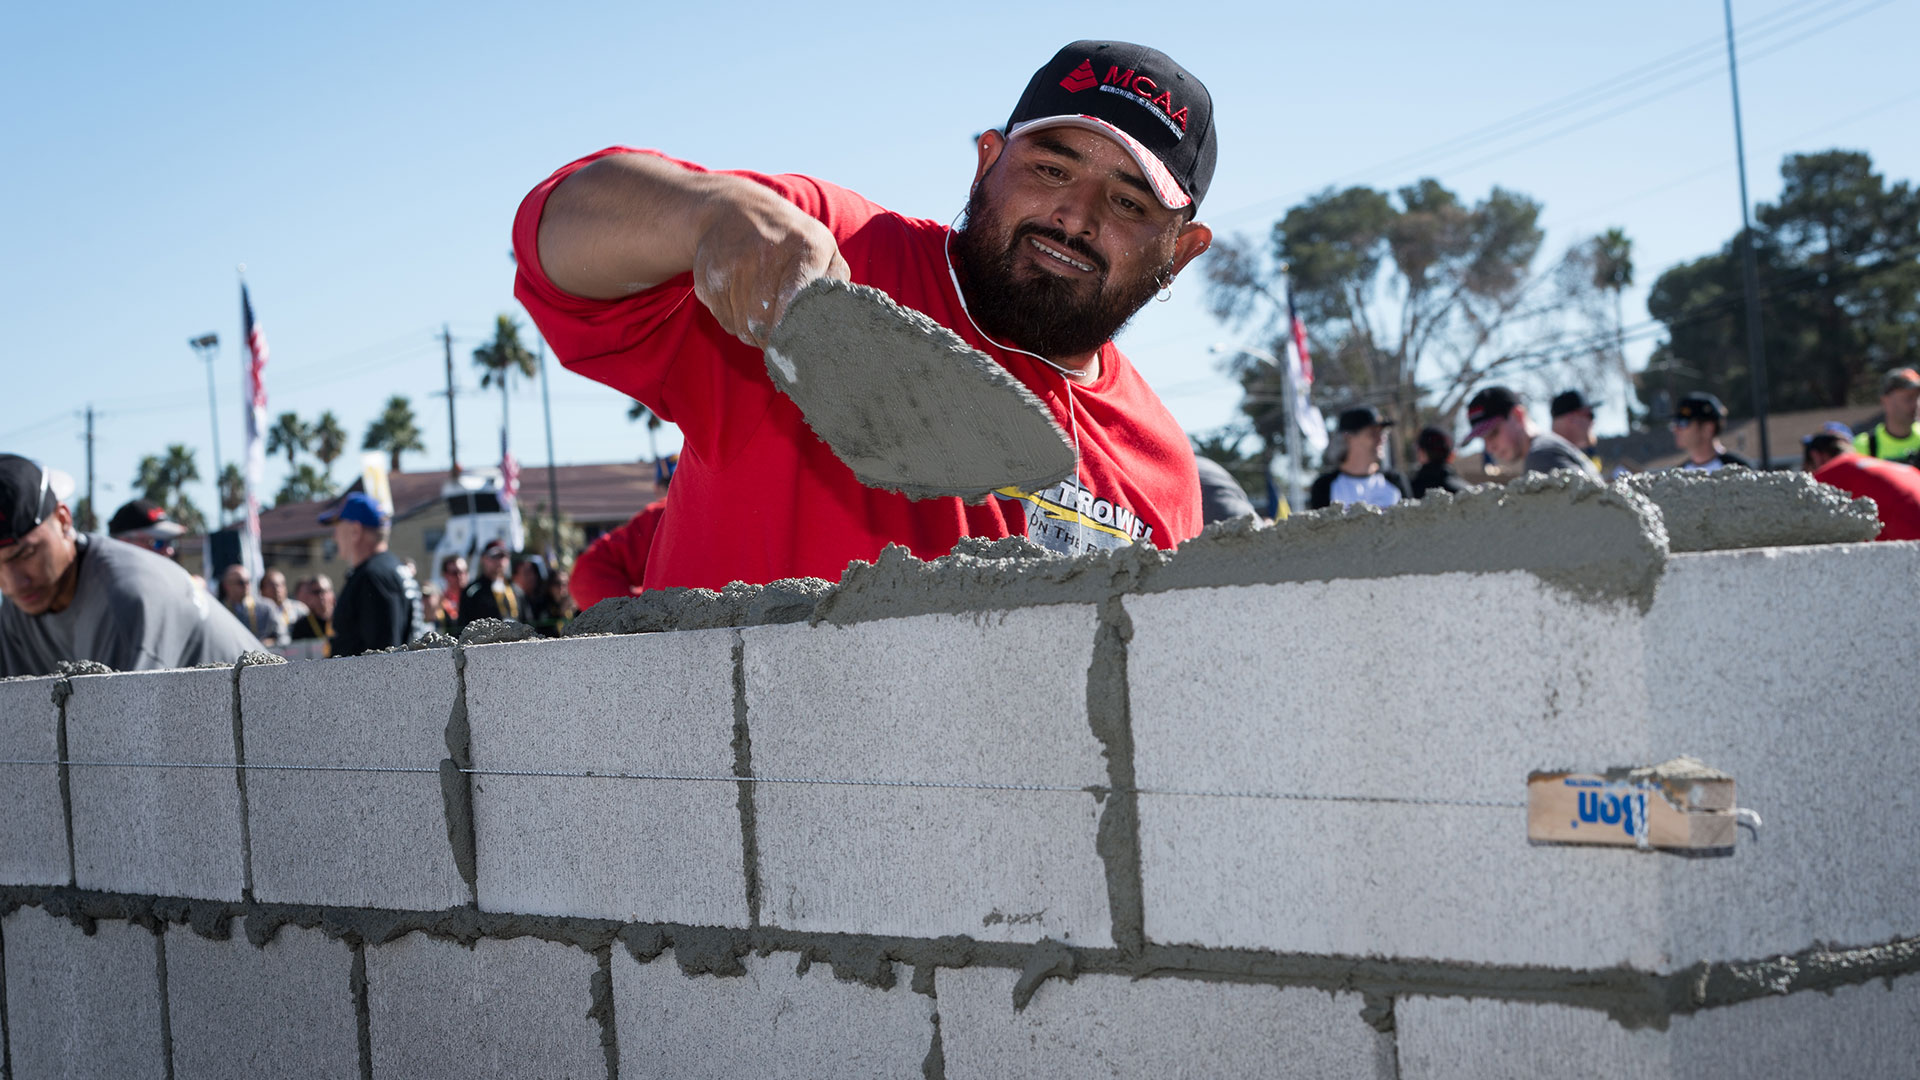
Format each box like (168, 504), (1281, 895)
(240, 283), (270, 581)
(500, 441), (520, 504)
(1282, 272), (1329, 458)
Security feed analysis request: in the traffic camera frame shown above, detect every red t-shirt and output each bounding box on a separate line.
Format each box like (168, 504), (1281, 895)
(513, 148), (1201, 590)
(570, 498), (667, 609)
(1813, 452), (1920, 542)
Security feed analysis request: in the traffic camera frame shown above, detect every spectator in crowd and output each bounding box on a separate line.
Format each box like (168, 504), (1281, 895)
(437, 554), (467, 632)
(220, 562), (290, 646)
(1854, 368), (1920, 465)
(571, 498), (668, 610)
(1670, 392), (1753, 472)
(1194, 456), (1258, 524)
(261, 568), (307, 627)
(418, 582), (443, 634)
(1309, 406), (1411, 510)
(1803, 428), (1920, 541)
(1410, 425), (1469, 498)
(1, 454), (261, 675)
(536, 567), (577, 637)
(289, 574), (334, 652)
(320, 492), (420, 657)
(458, 538), (528, 630)
(107, 499), (185, 559)
(1466, 386), (1600, 479)
(513, 553), (549, 628)
(1549, 390), (1603, 472)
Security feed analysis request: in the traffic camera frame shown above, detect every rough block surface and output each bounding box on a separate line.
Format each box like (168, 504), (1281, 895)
(744, 608), (1112, 945)
(466, 631), (747, 926)
(243, 650), (468, 910)
(65, 667), (246, 900)
(1396, 978), (1920, 1079)
(937, 967), (1394, 1079)
(364, 932), (603, 1080)
(613, 950), (932, 1078)
(0, 676), (66, 886)
(165, 924), (359, 1080)
(2, 908), (166, 1080)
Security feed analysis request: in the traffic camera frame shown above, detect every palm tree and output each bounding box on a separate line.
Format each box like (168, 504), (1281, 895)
(311, 411), (348, 479)
(266, 412), (312, 469)
(627, 399), (664, 468)
(219, 463), (247, 525)
(473, 315), (536, 457)
(275, 463), (338, 506)
(135, 444), (205, 533)
(363, 395), (427, 473)
(1591, 228), (1635, 416)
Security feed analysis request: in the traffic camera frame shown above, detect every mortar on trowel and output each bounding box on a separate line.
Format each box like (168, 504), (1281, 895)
(1527, 756), (1756, 854)
(762, 278), (1077, 502)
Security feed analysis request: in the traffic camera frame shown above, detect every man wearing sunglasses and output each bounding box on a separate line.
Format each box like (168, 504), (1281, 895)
(1, 454), (261, 676)
(1670, 392), (1753, 472)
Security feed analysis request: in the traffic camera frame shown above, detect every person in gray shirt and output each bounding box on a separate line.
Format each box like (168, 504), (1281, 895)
(1464, 386), (1601, 479)
(0, 455), (262, 676)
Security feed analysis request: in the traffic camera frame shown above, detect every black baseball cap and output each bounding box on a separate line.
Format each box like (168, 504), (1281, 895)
(0, 455), (60, 549)
(1550, 390), (1601, 418)
(1466, 386), (1522, 441)
(1674, 392), (1727, 423)
(1337, 405), (1394, 433)
(108, 498), (186, 539)
(1005, 41), (1217, 211)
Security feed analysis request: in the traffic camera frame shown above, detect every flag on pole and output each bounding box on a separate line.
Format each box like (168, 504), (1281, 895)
(240, 282), (269, 583)
(1282, 274), (1329, 458)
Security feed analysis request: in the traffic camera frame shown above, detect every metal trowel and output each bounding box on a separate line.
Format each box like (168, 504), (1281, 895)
(762, 278), (1076, 502)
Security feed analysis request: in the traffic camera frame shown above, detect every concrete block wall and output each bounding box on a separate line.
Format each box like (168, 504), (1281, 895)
(3, 488), (1916, 1077)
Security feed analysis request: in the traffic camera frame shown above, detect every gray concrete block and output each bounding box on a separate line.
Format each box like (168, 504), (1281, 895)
(364, 932), (603, 1080)
(0, 676), (66, 886)
(1643, 545), (1920, 965)
(744, 608), (1112, 945)
(938, 967), (1394, 1079)
(65, 667), (246, 900)
(613, 950), (932, 1078)
(165, 924), (359, 1080)
(1397, 978), (1920, 1079)
(465, 632), (748, 925)
(242, 649), (468, 911)
(1, 907), (166, 1080)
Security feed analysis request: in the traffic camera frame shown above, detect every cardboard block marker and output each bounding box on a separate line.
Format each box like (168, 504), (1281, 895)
(1527, 756), (1737, 852)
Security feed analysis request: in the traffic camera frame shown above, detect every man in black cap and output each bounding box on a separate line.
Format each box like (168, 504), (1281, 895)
(456, 537), (528, 633)
(1549, 390), (1603, 473)
(320, 491), (422, 657)
(1670, 392), (1752, 472)
(1309, 406), (1412, 510)
(107, 498), (187, 559)
(0, 454), (261, 676)
(1466, 386), (1600, 480)
(514, 40), (1216, 589)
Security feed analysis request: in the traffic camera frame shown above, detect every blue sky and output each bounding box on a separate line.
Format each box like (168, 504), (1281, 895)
(6, 0), (1916, 518)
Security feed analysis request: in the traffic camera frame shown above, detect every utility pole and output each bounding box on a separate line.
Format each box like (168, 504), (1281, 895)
(441, 324), (461, 476)
(1723, 0), (1772, 468)
(537, 336), (563, 562)
(189, 334), (223, 521)
(84, 405), (96, 532)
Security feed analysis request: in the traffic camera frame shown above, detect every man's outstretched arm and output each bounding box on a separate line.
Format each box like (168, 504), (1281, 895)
(535, 152), (850, 346)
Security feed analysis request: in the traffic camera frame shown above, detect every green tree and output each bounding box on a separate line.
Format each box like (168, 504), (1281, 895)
(363, 395), (427, 473)
(73, 497), (97, 534)
(1190, 422), (1267, 505)
(275, 463), (337, 506)
(266, 412), (312, 469)
(1638, 150), (1920, 418)
(218, 463), (247, 524)
(627, 399), (664, 466)
(311, 411), (348, 478)
(523, 505), (585, 568)
(473, 314), (537, 454)
(1206, 178), (1618, 456)
(134, 444), (205, 533)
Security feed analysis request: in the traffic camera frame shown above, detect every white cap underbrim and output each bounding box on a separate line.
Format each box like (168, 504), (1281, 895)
(1007, 116), (1191, 210)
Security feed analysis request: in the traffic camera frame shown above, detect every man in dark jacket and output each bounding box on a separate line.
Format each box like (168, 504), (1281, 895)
(1309, 406), (1412, 510)
(457, 538), (528, 632)
(321, 493), (420, 657)
(1410, 426), (1469, 498)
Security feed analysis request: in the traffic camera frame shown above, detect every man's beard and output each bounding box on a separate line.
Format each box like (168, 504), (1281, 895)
(950, 181), (1172, 361)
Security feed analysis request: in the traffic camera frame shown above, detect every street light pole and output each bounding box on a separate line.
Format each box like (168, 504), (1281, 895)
(189, 333), (223, 524)
(1723, 0), (1772, 467)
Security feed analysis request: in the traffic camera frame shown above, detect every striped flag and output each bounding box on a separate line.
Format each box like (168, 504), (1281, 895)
(241, 283), (269, 582)
(1282, 273), (1329, 458)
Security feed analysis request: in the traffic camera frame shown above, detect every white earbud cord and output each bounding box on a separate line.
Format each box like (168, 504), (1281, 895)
(943, 221), (1087, 555)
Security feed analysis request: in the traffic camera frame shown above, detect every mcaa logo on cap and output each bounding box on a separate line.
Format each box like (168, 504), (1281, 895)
(1056, 56), (1191, 138)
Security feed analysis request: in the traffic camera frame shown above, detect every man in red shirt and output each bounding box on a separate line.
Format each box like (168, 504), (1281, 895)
(514, 41), (1215, 590)
(1803, 429), (1920, 542)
